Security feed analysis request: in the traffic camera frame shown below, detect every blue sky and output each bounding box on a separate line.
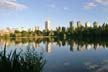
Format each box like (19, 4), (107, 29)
(0, 0), (108, 30)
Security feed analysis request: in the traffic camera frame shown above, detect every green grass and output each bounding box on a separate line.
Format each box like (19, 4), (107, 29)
(0, 44), (46, 72)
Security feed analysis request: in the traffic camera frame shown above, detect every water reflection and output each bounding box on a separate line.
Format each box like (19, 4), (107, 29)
(1, 38), (108, 72)
(86, 44), (92, 50)
(0, 38), (108, 53)
(84, 60), (108, 72)
(46, 42), (52, 53)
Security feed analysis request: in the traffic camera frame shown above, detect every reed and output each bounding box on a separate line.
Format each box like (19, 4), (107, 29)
(0, 44), (46, 72)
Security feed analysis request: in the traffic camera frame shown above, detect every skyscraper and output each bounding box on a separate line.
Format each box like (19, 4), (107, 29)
(70, 21), (75, 30)
(93, 21), (99, 28)
(85, 21), (91, 28)
(77, 21), (82, 28)
(45, 20), (51, 31)
(70, 21), (74, 28)
(35, 26), (39, 31)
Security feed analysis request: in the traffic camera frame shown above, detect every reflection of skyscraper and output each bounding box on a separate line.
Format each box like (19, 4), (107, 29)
(94, 43), (99, 49)
(0, 39), (5, 46)
(86, 44), (92, 50)
(45, 20), (51, 31)
(6, 40), (11, 47)
(33, 42), (40, 48)
(70, 45), (74, 52)
(35, 43), (40, 48)
(69, 41), (76, 52)
(103, 44), (106, 48)
(77, 45), (83, 51)
(46, 42), (52, 53)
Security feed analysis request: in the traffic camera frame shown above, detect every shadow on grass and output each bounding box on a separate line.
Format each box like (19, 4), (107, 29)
(0, 44), (46, 72)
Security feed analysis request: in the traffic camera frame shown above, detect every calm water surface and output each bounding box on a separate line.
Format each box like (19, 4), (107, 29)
(0, 38), (108, 72)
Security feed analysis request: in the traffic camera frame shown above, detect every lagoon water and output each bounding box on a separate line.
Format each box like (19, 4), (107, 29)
(0, 38), (108, 72)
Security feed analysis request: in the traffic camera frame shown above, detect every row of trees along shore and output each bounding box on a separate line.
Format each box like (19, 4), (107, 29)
(1, 21), (108, 39)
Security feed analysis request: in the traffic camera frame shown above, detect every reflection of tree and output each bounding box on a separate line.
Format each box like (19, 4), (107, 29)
(56, 40), (61, 47)
(62, 40), (66, 46)
(1, 37), (108, 52)
(21, 38), (29, 44)
(15, 38), (22, 45)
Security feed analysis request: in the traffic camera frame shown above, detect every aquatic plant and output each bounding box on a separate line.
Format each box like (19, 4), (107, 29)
(0, 44), (46, 72)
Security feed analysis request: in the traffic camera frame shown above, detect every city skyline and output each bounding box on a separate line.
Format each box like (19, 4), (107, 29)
(0, 20), (107, 31)
(0, 0), (108, 30)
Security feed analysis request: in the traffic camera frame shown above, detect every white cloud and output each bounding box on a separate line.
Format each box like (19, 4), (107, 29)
(95, 0), (108, 5)
(84, 2), (97, 10)
(63, 6), (69, 10)
(0, 0), (27, 10)
(84, 0), (108, 10)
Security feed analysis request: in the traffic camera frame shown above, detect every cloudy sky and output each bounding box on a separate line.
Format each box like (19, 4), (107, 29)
(0, 0), (108, 29)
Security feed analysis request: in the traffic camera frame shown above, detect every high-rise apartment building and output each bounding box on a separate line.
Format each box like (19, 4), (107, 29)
(77, 21), (82, 28)
(45, 20), (51, 31)
(35, 26), (39, 31)
(85, 21), (91, 28)
(93, 21), (99, 28)
(70, 21), (75, 30)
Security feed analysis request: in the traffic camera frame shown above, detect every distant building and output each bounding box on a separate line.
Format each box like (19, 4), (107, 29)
(77, 21), (82, 28)
(11, 28), (19, 32)
(62, 27), (66, 32)
(21, 27), (28, 31)
(29, 27), (36, 32)
(93, 21), (99, 28)
(2, 28), (11, 35)
(35, 26), (39, 31)
(70, 21), (74, 28)
(29, 28), (33, 32)
(85, 21), (91, 28)
(45, 20), (51, 31)
(70, 21), (75, 30)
